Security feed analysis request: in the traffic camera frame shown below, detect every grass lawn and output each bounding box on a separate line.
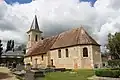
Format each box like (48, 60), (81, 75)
(36, 69), (94, 80)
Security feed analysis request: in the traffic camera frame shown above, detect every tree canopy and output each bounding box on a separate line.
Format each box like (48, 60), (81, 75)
(106, 32), (120, 59)
(5, 40), (14, 52)
(0, 40), (3, 63)
(15, 44), (26, 54)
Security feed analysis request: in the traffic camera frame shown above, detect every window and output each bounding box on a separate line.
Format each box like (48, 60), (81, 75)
(29, 35), (30, 41)
(51, 59), (53, 66)
(35, 58), (38, 65)
(102, 63), (105, 67)
(83, 47), (88, 57)
(58, 50), (61, 58)
(41, 55), (44, 61)
(35, 35), (38, 41)
(30, 57), (32, 61)
(66, 49), (69, 57)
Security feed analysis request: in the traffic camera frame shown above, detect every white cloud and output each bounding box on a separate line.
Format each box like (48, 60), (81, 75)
(0, 0), (120, 52)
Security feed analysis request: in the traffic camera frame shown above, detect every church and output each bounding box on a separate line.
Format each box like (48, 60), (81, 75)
(24, 15), (102, 69)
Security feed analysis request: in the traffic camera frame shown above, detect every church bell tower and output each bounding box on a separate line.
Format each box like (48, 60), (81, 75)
(26, 15), (43, 53)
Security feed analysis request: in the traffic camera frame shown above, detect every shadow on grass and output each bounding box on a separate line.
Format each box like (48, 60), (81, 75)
(0, 72), (12, 79)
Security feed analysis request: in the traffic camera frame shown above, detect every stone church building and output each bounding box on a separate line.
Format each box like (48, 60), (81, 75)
(24, 15), (102, 69)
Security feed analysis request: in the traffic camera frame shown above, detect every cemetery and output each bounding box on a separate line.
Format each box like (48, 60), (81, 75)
(0, 58), (120, 80)
(11, 64), (67, 80)
(0, 1), (120, 80)
(7, 65), (94, 80)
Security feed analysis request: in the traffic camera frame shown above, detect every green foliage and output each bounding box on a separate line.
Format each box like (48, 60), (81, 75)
(16, 44), (26, 51)
(108, 60), (120, 68)
(6, 40), (14, 52)
(11, 40), (14, 49)
(95, 69), (120, 78)
(15, 44), (26, 54)
(0, 40), (3, 63)
(0, 40), (3, 57)
(106, 33), (120, 59)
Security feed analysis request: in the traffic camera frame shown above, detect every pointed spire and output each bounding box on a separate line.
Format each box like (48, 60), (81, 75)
(27, 15), (42, 33)
(30, 15), (40, 31)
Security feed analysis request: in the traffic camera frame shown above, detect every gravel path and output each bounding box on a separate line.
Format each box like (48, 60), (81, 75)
(0, 67), (19, 80)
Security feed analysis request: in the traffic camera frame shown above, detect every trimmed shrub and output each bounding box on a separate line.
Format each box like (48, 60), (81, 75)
(95, 69), (120, 78)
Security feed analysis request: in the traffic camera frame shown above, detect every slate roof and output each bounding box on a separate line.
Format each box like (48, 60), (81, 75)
(27, 15), (42, 33)
(26, 27), (100, 57)
(1, 51), (24, 58)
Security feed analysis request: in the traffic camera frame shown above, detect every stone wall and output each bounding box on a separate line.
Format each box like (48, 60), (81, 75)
(24, 45), (102, 69)
(24, 54), (48, 68)
(92, 45), (102, 68)
(50, 45), (95, 69)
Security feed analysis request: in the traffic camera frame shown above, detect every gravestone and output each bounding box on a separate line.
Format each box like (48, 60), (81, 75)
(16, 64), (24, 71)
(25, 63), (32, 71)
(25, 70), (35, 80)
(25, 70), (45, 80)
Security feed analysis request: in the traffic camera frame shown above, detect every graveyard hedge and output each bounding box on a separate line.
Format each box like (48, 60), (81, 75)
(95, 69), (120, 78)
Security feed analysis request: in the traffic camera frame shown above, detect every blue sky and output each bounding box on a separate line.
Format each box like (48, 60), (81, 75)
(5, 0), (97, 4)
(5, 0), (32, 4)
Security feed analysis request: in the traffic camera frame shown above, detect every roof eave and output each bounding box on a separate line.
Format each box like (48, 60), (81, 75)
(25, 52), (46, 57)
(50, 43), (101, 50)
(27, 29), (43, 34)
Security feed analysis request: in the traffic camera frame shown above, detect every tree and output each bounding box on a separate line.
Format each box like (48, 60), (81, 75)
(6, 40), (15, 52)
(6, 40), (10, 52)
(0, 40), (3, 63)
(106, 32), (120, 59)
(15, 44), (26, 54)
(11, 40), (14, 51)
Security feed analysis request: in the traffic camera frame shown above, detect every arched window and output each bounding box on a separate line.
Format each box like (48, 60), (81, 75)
(66, 49), (69, 57)
(58, 50), (61, 58)
(30, 57), (32, 61)
(41, 55), (44, 61)
(35, 35), (38, 41)
(83, 47), (88, 57)
(51, 59), (53, 66)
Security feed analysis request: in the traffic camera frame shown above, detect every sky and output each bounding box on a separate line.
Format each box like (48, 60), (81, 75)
(0, 0), (120, 52)
(4, 0), (96, 4)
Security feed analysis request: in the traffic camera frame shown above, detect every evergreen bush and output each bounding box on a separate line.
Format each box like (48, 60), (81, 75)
(95, 69), (120, 78)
